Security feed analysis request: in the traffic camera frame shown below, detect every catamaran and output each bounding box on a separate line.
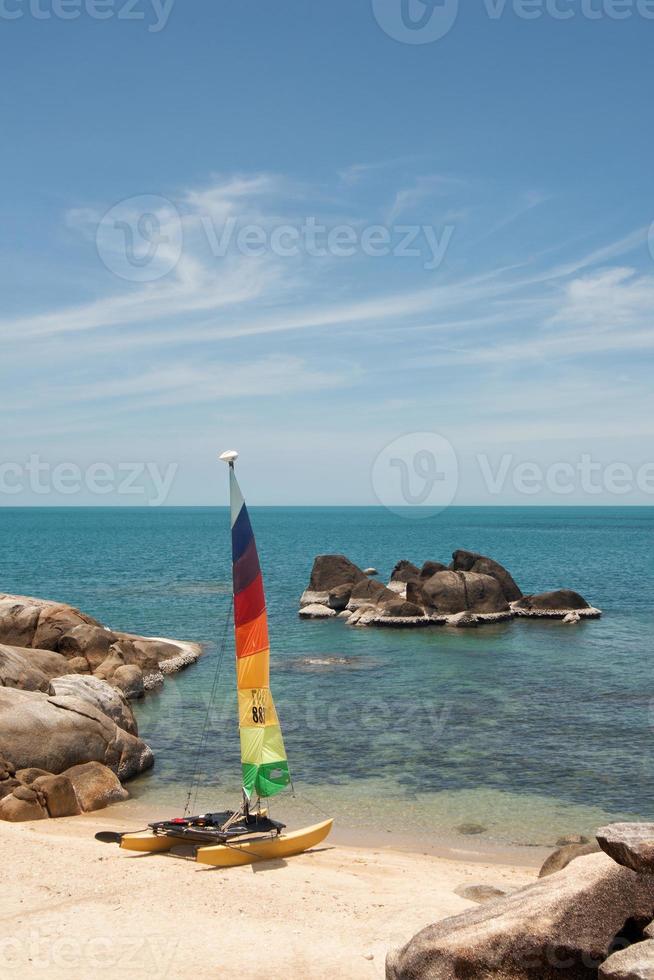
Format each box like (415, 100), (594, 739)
(96, 451), (333, 867)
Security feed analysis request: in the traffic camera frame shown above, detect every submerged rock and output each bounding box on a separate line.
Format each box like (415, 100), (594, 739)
(387, 853), (654, 980)
(514, 590), (599, 618)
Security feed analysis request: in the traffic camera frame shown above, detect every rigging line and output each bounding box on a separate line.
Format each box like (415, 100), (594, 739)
(183, 595), (234, 817)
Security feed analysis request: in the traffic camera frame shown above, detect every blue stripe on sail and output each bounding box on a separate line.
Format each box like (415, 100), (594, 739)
(232, 503), (254, 563)
(234, 537), (261, 594)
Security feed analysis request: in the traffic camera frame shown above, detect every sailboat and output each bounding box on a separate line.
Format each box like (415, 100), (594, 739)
(96, 451), (333, 867)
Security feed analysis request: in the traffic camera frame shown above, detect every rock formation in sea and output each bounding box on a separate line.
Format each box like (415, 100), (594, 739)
(299, 553), (601, 628)
(0, 592), (202, 822)
(387, 825), (654, 979)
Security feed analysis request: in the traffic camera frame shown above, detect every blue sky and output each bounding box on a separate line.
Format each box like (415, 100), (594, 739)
(1, 1), (653, 505)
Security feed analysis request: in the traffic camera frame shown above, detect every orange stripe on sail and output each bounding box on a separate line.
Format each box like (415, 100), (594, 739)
(236, 649), (269, 689)
(235, 609), (269, 659)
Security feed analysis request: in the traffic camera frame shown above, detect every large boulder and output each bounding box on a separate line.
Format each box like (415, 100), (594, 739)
(0, 686), (153, 780)
(420, 561), (447, 579)
(514, 590), (591, 613)
(421, 570), (510, 615)
(0, 643), (74, 691)
(386, 853), (654, 980)
(112, 665), (145, 701)
(307, 555), (366, 593)
(390, 560), (421, 584)
(57, 624), (116, 670)
(48, 675), (138, 735)
(597, 824), (654, 876)
(0, 791), (48, 822)
(347, 578), (397, 612)
(599, 940), (654, 978)
(63, 761), (128, 812)
(31, 773), (81, 817)
(451, 550), (523, 602)
(380, 599), (424, 619)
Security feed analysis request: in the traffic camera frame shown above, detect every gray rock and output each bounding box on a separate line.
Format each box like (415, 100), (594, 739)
(387, 853), (654, 980)
(539, 841), (601, 877)
(599, 940), (654, 978)
(420, 561), (447, 579)
(597, 823), (654, 875)
(48, 674), (138, 735)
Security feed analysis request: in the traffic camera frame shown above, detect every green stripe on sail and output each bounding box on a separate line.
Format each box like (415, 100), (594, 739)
(242, 760), (291, 799)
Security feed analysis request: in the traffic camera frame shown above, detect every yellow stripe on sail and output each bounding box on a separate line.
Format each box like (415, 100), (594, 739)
(238, 688), (279, 729)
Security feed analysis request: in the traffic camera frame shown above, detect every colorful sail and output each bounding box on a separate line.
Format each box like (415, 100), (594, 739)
(227, 461), (291, 800)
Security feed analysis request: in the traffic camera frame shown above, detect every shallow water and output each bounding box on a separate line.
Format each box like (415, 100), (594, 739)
(1, 506), (652, 847)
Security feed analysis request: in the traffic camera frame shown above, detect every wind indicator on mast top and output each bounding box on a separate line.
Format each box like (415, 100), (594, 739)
(219, 450), (239, 468)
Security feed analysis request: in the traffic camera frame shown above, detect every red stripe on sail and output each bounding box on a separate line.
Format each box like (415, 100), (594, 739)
(235, 610), (269, 659)
(234, 572), (265, 628)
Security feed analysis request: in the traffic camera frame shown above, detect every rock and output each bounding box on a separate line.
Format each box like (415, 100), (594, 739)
(66, 656), (90, 673)
(112, 665), (145, 701)
(13, 783), (40, 802)
(363, 568), (378, 576)
(347, 579), (397, 612)
(422, 571), (510, 615)
(63, 761), (128, 811)
(390, 561), (421, 584)
(48, 675), (138, 735)
(386, 581), (407, 597)
(539, 841), (601, 877)
(306, 555), (366, 593)
(380, 599), (424, 619)
(514, 590), (592, 613)
(0, 778), (19, 801)
(327, 584), (353, 612)
(557, 834), (591, 846)
(0, 598), (41, 647)
(15, 767), (50, 784)
(457, 822), (487, 836)
(597, 823), (654, 875)
(386, 853), (654, 980)
(451, 550), (523, 602)
(93, 649), (126, 681)
(405, 579), (426, 607)
(454, 884), (507, 904)
(563, 611), (582, 624)
(58, 624), (115, 670)
(0, 686), (153, 780)
(32, 773), (81, 817)
(0, 793), (48, 821)
(0, 643), (73, 691)
(420, 560), (448, 579)
(298, 604), (337, 619)
(0, 754), (15, 779)
(446, 611), (479, 628)
(599, 939), (654, 978)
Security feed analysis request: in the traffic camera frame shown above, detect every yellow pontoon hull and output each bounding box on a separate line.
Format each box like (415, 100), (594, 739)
(196, 818), (333, 867)
(120, 831), (183, 853)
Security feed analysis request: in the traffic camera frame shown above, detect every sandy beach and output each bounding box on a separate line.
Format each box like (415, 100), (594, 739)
(0, 808), (540, 980)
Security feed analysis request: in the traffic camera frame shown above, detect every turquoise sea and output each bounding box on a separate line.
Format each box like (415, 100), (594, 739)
(1, 506), (652, 849)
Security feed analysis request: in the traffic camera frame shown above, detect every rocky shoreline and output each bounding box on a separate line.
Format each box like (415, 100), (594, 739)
(388, 823), (654, 979)
(0, 593), (202, 822)
(299, 552), (601, 628)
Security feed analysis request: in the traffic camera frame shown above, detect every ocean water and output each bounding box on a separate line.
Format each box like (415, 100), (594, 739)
(1, 506), (653, 848)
